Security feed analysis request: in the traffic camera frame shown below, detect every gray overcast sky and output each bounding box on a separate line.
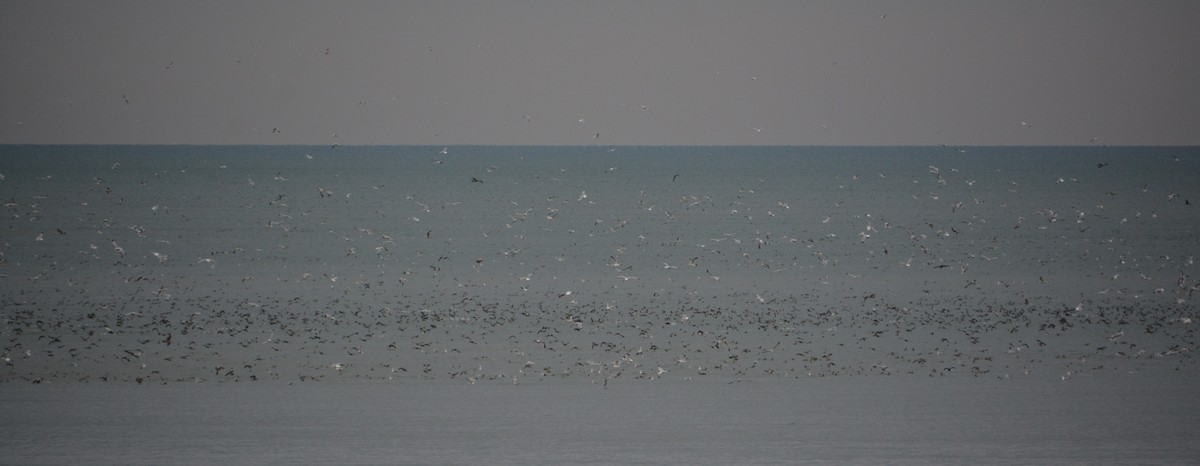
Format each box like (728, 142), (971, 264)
(2, 1), (1198, 146)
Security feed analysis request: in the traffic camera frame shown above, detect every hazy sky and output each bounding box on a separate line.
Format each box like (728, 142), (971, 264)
(2, 1), (1198, 145)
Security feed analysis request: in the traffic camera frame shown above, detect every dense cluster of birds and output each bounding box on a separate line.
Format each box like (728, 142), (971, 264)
(0, 146), (1196, 385)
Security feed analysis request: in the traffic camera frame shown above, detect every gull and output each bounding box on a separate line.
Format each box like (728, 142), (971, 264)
(577, 190), (588, 202)
(617, 275), (638, 281)
(662, 262), (678, 270)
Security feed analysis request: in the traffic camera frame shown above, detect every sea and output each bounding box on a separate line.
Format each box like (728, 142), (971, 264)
(0, 145), (1197, 464)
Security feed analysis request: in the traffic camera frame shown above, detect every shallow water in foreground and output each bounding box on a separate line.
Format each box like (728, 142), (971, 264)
(2, 374), (1197, 465)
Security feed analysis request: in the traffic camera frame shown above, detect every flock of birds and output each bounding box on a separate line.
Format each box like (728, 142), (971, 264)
(0, 146), (1196, 385)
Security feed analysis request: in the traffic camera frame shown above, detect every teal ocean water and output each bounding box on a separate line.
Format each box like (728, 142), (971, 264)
(1, 145), (1198, 463)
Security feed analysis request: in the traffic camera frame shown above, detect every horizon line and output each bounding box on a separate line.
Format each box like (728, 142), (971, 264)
(3, 143), (1199, 148)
